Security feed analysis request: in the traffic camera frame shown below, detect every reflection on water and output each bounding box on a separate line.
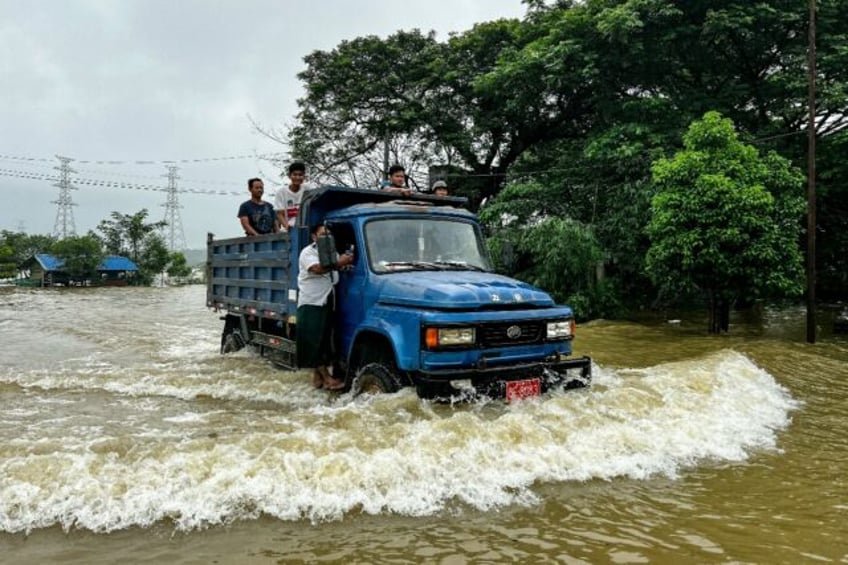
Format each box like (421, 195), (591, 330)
(0, 286), (846, 563)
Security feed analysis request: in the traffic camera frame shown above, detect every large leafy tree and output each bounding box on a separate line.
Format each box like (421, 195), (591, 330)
(290, 21), (592, 203)
(646, 112), (805, 332)
(504, 0), (847, 306)
(51, 235), (104, 283)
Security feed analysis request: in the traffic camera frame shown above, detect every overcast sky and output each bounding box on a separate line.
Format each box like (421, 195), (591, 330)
(0, 0), (525, 249)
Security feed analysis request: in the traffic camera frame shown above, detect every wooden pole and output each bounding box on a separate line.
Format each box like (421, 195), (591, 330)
(806, 0), (817, 343)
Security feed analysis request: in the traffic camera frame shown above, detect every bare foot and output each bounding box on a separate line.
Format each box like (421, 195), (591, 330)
(323, 376), (346, 391)
(311, 370), (323, 389)
(319, 366), (345, 391)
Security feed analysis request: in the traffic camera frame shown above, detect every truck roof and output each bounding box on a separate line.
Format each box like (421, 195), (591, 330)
(300, 186), (473, 227)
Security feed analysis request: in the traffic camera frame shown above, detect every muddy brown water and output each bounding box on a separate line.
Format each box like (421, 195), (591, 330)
(0, 286), (845, 563)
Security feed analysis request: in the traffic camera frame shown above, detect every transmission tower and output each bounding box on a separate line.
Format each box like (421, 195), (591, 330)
(161, 165), (187, 252)
(51, 155), (78, 239)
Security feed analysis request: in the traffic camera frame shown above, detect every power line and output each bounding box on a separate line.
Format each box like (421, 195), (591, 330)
(0, 168), (244, 196)
(0, 152), (284, 166)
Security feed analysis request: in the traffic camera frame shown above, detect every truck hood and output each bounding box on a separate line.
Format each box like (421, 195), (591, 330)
(377, 271), (555, 309)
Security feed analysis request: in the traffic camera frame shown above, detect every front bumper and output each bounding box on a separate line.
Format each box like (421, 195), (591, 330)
(412, 355), (592, 395)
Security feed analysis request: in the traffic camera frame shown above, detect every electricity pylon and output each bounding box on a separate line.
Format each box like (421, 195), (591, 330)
(161, 165), (187, 252)
(51, 155), (78, 239)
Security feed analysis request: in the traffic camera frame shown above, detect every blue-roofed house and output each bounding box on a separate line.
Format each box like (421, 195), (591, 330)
(20, 254), (139, 287)
(97, 255), (140, 286)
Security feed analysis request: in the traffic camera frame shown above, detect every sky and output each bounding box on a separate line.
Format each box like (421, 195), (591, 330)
(0, 0), (526, 249)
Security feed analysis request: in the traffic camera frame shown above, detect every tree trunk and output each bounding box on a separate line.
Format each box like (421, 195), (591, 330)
(719, 300), (731, 332)
(707, 290), (731, 334)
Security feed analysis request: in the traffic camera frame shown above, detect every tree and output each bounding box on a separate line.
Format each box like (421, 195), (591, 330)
(646, 112), (805, 332)
(96, 210), (166, 263)
(479, 181), (609, 319)
(135, 234), (170, 286)
(51, 235), (104, 284)
(166, 252), (192, 280)
(290, 21), (592, 203)
(95, 210), (168, 285)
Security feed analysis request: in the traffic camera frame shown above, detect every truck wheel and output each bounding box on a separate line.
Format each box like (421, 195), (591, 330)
(353, 363), (402, 396)
(221, 329), (245, 354)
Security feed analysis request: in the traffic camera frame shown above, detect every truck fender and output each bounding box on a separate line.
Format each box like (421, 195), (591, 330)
(346, 322), (412, 381)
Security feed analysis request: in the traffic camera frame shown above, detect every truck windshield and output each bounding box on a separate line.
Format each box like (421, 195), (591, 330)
(365, 218), (493, 273)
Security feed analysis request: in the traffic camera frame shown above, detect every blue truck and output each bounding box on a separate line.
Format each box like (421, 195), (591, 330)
(207, 186), (590, 400)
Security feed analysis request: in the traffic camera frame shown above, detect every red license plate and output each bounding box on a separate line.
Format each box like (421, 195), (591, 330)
(505, 378), (541, 402)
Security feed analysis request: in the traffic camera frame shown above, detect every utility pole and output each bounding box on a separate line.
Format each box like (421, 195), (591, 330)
(806, 0), (817, 343)
(382, 135), (390, 181)
(162, 165), (187, 252)
(51, 155), (78, 239)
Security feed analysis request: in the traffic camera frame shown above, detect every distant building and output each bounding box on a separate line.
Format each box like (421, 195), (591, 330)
(20, 254), (139, 287)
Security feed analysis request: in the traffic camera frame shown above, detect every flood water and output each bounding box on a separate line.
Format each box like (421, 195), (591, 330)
(0, 285), (846, 564)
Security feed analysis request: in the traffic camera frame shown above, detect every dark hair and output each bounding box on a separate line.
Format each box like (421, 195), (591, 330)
(288, 162), (306, 174)
(388, 164), (405, 176)
(309, 223), (325, 235)
(247, 177), (263, 189)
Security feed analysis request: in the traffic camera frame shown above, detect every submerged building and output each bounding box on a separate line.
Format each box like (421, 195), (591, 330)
(20, 254), (139, 287)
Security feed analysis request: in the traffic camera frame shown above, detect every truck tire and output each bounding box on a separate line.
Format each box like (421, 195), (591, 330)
(221, 329), (245, 354)
(353, 363), (402, 396)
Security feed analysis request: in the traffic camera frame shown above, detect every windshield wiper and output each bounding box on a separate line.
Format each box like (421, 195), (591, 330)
(432, 260), (487, 272)
(381, 261), (441, 271)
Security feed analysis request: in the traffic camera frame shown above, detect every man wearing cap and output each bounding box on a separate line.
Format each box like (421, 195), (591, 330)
(275, 162), (315, 231)
(431, 180), (449, 197)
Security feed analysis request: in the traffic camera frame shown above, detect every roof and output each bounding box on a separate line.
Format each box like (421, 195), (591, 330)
(33, 253), (64, 271)
(27, 254), (139, 272)
(99, 255), (139, 272)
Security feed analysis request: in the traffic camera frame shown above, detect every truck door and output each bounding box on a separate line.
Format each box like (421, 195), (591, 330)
(330, 222), (365, 359)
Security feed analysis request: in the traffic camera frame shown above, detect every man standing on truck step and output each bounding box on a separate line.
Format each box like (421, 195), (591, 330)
(275, 162), (314, 231)
(381, 164), (413, 196)
(238, 178), (278, 236)
(297, 224), (354, 390)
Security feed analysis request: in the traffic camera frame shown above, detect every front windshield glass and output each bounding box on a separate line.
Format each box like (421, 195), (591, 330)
(365, 218), (493, 273)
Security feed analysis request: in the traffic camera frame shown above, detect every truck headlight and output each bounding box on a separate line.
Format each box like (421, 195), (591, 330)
(425, 327), (476, 348)
(546, 320), (574, 340)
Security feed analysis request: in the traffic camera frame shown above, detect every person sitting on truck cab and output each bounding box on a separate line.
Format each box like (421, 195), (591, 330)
(297, 224), (354, 391)
(274, 162), (314, 231)
(431, 180), (449, 197)
(381, 164), (412, 196)
(238, 178), (278, 236)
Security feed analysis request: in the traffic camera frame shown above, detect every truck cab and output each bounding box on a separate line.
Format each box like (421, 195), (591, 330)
(207, 186), (590, 400)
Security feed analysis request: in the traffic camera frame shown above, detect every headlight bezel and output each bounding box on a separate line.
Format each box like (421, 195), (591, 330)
(424, 326), (477, 349)
(546, 319), (575, 340)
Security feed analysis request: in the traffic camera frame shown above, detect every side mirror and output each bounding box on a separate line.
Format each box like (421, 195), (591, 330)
(316, 232), (338, 269)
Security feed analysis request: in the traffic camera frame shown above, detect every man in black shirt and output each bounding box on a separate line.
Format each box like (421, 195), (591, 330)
(237, 178), (278, 236)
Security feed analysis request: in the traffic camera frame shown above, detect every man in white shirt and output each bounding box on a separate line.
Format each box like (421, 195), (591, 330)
(274, 162), (315, 231)
(297, 224), (354, 390)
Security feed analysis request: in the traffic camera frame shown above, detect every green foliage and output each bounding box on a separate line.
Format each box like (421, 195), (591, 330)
(51, 235), (105, 283)
(0, 231), (56, 279)
(166, 252), (192, 279)
(0, 243), (15, 279)
(133, 234), (170, 286)
(646, 112), (804, 331)
(287, 0), (848, 311)
(96, 210), (168, 285)
(481, 181), (610, 319)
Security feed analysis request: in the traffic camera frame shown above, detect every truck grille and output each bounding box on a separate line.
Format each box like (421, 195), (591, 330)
(479, 321), (543, 347)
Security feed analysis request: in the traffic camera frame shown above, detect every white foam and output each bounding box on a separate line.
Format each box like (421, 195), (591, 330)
(0, 350), (798, 534)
